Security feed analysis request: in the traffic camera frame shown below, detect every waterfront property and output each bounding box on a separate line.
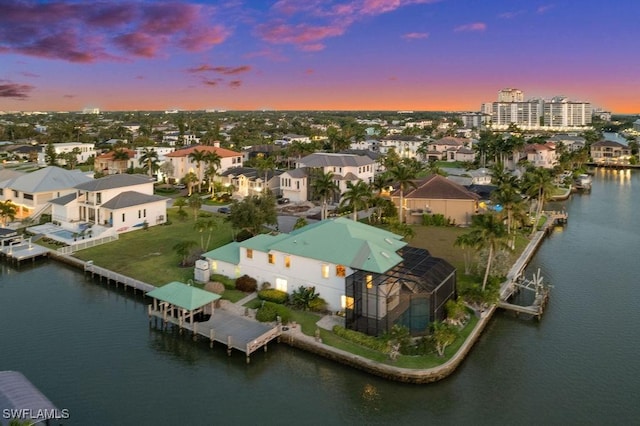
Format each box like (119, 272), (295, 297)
(201, 217), (457, 336)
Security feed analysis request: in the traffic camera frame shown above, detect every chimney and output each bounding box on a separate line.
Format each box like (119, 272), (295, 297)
(214, 141), (220, 148)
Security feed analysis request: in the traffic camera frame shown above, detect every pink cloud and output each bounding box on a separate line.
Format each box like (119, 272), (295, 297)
(0, 0), (228, 63)
(0, 82), (34, 99)
(63, 94), (75, 98)
(304, 69), (315, 75)
(229, 80), (242, 88)
(537, 4), (555, 14)
(257, 22), (345, 47)
(187, 65), (252, 75)
(454, 22), (487, 32)
(498, 10), (525, 19)
(300, 43), (325, 52)
(403, 32), (429, 40)
(203, 79), (222, 87)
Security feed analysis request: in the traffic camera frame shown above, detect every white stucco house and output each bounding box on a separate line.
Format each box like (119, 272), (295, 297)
(0, 166), (92, 222)
(524, 142), (557, 168)
(201, 218), (457, 336)
(50, 174), (167, 234)
(37, 142), (96, 166)
(165, 144), (242, 183)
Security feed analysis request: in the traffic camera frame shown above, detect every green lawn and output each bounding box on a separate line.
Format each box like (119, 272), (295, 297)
(73, 208), (234, 286)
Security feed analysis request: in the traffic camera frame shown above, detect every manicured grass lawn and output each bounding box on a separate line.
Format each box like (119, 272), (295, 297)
(73, 208), (234, 286)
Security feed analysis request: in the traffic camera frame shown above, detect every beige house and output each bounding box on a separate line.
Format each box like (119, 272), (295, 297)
(391, 175), (479, 226)
(165, 145), (242, 183)
(590, 140), (632, 165)
(524, 142), (557, 169)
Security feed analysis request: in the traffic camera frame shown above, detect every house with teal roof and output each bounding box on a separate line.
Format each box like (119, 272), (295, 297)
(201, 217), (456, 336)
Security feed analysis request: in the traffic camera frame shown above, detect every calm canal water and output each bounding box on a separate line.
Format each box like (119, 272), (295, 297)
(2, 168), (639, 425)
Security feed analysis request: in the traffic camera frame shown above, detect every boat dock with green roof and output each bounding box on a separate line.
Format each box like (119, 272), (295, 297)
(147, 281), (281, 362)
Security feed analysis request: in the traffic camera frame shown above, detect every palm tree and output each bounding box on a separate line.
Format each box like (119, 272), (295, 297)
(187, 196), (202, 220)
(173, 240), (198, 266)
(0, 200), (18, 226)
(188, 149), (207, 193)
(454, 230), (482, 275)
(139, 148), (159, 178)
(203, 151), (222, 198)
(183, 172), (198, 196)
(311, 171), (339, 220)
(522, 167), (555, 235)
(491, 174), (523, 234)
(255, 155), (276, 193)
(371, 173), (391, 195)
(340, 180), (372, 221)
(459, 214), (509, 291)
(194, 218), (218, 250)
(112, 148), (130, 174)
(388, 164), (417, 224)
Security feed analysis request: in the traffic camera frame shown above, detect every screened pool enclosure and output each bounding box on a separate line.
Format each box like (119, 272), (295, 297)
(344, 246), (456, 336)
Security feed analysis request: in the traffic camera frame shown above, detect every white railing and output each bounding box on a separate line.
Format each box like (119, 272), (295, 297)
(57, 234), (119, 254)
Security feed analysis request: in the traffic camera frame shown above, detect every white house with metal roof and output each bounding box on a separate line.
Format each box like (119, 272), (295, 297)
(202, 218), (457, 336)
(0, 166), (92, 222)
(50, 174), (167, 234)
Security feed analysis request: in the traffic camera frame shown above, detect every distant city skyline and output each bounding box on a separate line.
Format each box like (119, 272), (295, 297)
(1, 0), (639, 113)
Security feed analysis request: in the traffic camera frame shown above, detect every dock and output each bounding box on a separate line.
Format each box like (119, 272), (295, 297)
(0, 236), (49, 264)
(148, 302), (281, 363)
(83, 260), (155, 293)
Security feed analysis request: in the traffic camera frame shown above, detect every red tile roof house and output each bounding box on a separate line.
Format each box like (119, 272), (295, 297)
(94, 149), (137, 175)
(524, 142), (557, 169)
(164, 145), (243, 184)
(391, 174), (479, 226)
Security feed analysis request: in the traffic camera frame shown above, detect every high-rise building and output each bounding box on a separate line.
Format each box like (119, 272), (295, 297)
(498, 88), (524, 102)
(543, 96), (592, 127)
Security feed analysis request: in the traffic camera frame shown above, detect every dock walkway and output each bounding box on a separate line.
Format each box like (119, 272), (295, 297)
(0, 237), (49, 263)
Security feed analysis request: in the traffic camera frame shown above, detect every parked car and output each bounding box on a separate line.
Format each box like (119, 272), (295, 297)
(277, 197), (290, 205)
(217, 207), (231, 214)
(173, 184), (186, 190)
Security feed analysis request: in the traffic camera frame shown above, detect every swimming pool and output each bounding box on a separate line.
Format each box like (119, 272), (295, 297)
(51, 229), (76, 240)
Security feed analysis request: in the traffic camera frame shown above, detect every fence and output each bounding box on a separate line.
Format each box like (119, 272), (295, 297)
(57, 234), (119, 255)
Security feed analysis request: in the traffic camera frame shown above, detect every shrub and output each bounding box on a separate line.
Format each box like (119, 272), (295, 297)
(211, 274), (235, 290)
(290, 286), (319, 311)
(308, 297), (328, 313)
(258, 288), (288, 304)
(235, 274), (257, 292)
(332, 325), (388, 352)
(256, 301), (291, 323)
(422, 213), (450, 227)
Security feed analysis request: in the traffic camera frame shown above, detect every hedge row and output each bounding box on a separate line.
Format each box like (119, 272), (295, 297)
(332, 325), (388, 352)
(255, 301), (292, 324)
(258, 289), (289, 304)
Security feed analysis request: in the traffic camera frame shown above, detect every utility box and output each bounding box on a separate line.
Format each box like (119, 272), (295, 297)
(194, 259), (210, 283)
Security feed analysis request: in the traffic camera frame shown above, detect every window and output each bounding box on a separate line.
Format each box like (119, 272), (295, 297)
(246, 248), (253, 259)
(138, 210), (141, 219)
(211, 261), (217, 271)
(122, 213), (125, 222)
(268, 253), (275, 264)
(366, 275), (373, 289)
(321, 264), (329, 278)
(341, 295), (354, 310)
(143, 209), (146, 218)
(96, 192), (101, 204)
(275, 278), (287, 292)
(285, 256), (291, 268)
(23, 193), (33, 200)
(336, 265), (346, 277)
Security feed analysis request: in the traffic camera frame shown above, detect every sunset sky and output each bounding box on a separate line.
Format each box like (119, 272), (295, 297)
(1, 0), (639, 113)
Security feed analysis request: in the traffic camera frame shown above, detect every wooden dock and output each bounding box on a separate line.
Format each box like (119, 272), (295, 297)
(148, 305), (281, 363)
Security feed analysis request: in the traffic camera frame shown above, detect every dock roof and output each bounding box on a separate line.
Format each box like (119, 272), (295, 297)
(0, 371), (59, 423)
(147, 282), (220, 311)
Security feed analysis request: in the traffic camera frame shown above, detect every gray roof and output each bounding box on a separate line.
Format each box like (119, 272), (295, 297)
(100, 191), (167, 210)
(50, 192), (77, 206)
(299, 152), (374, 167)
(219, 167), (283, 180)
(0, 166), (91, 193)
(75, 174), (153, 191)
(282, 168), (307, 178)
(0, 371), (59, 422)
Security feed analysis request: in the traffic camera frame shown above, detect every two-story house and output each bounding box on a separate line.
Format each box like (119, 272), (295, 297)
(0, 166), (92, 222)
(50, 174), (167, 235)
(217, 167), (283, 198)
(590, 140), (632, 165)
(379, 135), (424, 159)
(37, 142), (96, 167)
(164, 145), (243, 184)
(201, 218), (456, 336)
(280, 153), (376, 203)
(524, 142), (557, 168)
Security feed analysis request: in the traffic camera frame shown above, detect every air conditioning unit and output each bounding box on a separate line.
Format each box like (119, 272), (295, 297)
(194, 259), (210, 283)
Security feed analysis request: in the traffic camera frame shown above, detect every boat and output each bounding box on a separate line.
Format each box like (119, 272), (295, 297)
(574, 174), (592, 190)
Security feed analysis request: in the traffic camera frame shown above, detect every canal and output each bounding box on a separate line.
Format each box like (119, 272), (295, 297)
(1, 168), (639, 425)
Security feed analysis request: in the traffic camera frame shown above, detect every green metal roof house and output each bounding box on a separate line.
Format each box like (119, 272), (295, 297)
(202, 217), (456, 336)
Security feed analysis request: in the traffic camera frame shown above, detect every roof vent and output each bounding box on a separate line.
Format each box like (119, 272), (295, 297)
(384, 238), (393, 245)
(381, 251), (390, 259)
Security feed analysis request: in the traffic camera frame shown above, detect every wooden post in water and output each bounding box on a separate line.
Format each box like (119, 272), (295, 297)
(227, 335), (232, 356)
(192, 322), (198, 341)
(209, 329), (214, 348)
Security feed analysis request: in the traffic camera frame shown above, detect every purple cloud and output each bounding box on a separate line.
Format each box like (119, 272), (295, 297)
(454, 22), (487, 32)
(0, 0), (228, 63)
(229, 80), (242, 88)
(20, 71), (40, 78)
(537, 4), (555, 14)
(403, 32), (429, 40)
(187, 65), (252, 75)
(498, 10), (525, 19)
(0, 82), (34, 99)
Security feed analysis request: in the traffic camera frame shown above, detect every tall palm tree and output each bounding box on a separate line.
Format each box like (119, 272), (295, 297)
(188, 149), (207, 193)
(371, 173), (391, 195)
(255, 155), (276, 193)
(203, 151), (222, 198)
(139, 148), (159, 178)
(460, 214), (509, 291)
(491, 174), (523, 234)
(311, 171), (339, 220)
(523, 167), (555, 235)
(454, 230), (483, 276)
(340, 180), (372, 221)
(183, 172), (198, 196)
(388, 164), (417, 224)
(187, 196), (202, 220)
